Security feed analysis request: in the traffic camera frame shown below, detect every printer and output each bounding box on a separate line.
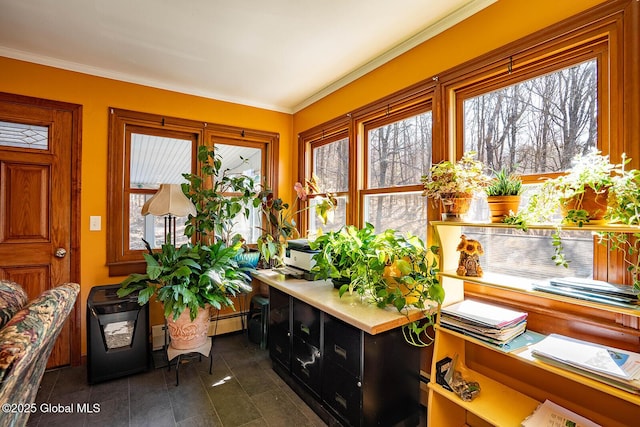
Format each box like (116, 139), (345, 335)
(281, 239), (318, 280)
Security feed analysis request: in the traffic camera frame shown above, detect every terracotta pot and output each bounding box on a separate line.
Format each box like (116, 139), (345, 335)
(439, 196), (473, 221)
(487, 195), (521, 223)
(166, 305), (210, 350)
(561, 187), (609, 224)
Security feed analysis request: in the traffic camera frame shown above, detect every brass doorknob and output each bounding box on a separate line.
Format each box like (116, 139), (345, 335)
(54, 248), (67, 258)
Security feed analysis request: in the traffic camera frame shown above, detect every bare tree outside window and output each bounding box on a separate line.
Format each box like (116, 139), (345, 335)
(463, 60), (597, 175)
(313, 137), (348, 193)
(365, 111), (432, 237)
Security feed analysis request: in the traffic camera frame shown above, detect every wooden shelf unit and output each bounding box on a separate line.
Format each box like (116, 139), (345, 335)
(428, 221), (640, 427)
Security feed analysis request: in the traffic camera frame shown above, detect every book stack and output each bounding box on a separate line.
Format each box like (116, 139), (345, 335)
(440, 299), (528, 347)
(529, 334), (640, 394)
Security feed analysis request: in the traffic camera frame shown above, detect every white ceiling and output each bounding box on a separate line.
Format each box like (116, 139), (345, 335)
(0, 0), (494, 113)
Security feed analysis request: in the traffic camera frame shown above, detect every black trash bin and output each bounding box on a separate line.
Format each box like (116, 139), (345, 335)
(87, 284), (149, 384)
(247, 295), (269, 350)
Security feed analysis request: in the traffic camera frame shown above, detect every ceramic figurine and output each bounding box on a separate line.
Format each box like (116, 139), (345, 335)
(456, 234), (484, 277)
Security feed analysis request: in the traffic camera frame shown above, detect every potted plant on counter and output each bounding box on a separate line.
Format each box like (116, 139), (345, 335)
(421, 152), (490, 221)
(311, 224), (445, 347)
(255, 175), (337, 267)
(485, 168), (523, 223)
(309, 223), (376, 289)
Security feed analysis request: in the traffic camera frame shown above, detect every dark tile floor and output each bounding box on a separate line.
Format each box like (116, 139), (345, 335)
(27, 333), (327, 427)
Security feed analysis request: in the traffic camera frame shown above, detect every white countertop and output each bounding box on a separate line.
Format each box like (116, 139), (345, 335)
(253, 270), (432, 335)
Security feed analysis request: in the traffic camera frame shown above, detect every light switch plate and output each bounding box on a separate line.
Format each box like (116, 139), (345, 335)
(89, 216), (101, 231)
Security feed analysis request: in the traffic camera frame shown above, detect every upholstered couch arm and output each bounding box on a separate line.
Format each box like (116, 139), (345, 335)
(0, 282), (79, 427)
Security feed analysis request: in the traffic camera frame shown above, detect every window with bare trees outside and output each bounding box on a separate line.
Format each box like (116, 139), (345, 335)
(463, 59), (597, 175)
(363, 108), (432, 238)
(458, 54), (602, 281)
(308, 134), (349, 233)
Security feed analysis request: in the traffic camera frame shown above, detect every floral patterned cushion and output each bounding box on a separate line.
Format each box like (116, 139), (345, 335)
(0, 280), (29, 330)
(0, 282), (79, 427)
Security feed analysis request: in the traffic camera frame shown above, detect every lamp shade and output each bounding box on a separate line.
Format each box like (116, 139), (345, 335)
(141, 184), (197, 217)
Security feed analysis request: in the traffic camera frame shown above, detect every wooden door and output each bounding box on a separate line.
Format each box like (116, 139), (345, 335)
(0, 93), (81, 368)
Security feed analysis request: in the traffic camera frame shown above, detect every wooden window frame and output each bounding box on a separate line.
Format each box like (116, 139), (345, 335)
(298, 0), (639, 348)
(298, 116), (351, 233)
(107, 109), (278, 276)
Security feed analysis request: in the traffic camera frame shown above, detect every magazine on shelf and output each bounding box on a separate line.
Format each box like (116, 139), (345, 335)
(532, 353), (640, 395)
(521, 399), (601, 427)
(440, 319), (527, 346)
(530, 334), (640, 394)
(533, 277), (640, 308)
(440, 299), (528, 328)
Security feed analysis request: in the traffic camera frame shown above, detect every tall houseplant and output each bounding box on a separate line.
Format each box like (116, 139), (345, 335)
(421, 152), (490, 221)
(183, 145), (258, 245)
(120, 145), (257, 349)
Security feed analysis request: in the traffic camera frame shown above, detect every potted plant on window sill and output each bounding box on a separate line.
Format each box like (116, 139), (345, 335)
(485, 168), (523, 223)
(421, 151), (490, 221)
(505, 149), (640, 290)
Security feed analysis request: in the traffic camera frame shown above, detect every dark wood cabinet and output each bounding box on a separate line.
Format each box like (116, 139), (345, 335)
(268, 286), (420, 427)
(268, 287), (291, 370)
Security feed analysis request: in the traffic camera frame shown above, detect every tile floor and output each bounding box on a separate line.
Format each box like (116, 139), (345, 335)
(27, 332), (327, 427)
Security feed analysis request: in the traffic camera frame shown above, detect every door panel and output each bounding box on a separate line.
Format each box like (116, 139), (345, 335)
(0, 95), (77, 368)
(2, 162), (50, 241)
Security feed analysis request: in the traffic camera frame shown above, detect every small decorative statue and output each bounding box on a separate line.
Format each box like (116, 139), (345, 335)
(456, 234), (484, 277)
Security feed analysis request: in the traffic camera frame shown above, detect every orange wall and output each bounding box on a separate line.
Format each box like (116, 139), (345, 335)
(293, 0), (608, 134)
(0, 56), (293, 354)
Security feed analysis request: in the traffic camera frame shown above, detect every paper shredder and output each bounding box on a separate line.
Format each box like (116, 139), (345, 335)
(87, 284), (149, 384)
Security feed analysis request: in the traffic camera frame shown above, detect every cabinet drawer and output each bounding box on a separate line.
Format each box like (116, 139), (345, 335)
(292, 299), (321, 347)
(324, 315), (362, 378)
(322, 360), (362, 427)
(269, 325), (290, 369)
(292, 336), (321, 396)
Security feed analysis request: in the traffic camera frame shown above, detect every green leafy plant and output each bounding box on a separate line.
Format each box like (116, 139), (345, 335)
(311, 225), (445, 347)
(421, 151), (490, 201)
(255, 175), (336, 267)
(522, 149), (619, 226)
(118, 239), (252, 321)
(182, 145), (258, 245)
(485, 168), (522, 197)
(597, 164), (640, 291)
(309, 223), (376, 285)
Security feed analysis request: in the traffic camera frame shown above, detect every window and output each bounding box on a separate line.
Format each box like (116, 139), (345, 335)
(107, 109), (278, 276)
(300, 119), (350, 235)
(214, 143), (265, 244)
(299, 87), (435, 239)
(128, 130), (194, 250)
(362, 108), (432, 238)
(462, 59), (598, 175)
(447, 27), (611, 282)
